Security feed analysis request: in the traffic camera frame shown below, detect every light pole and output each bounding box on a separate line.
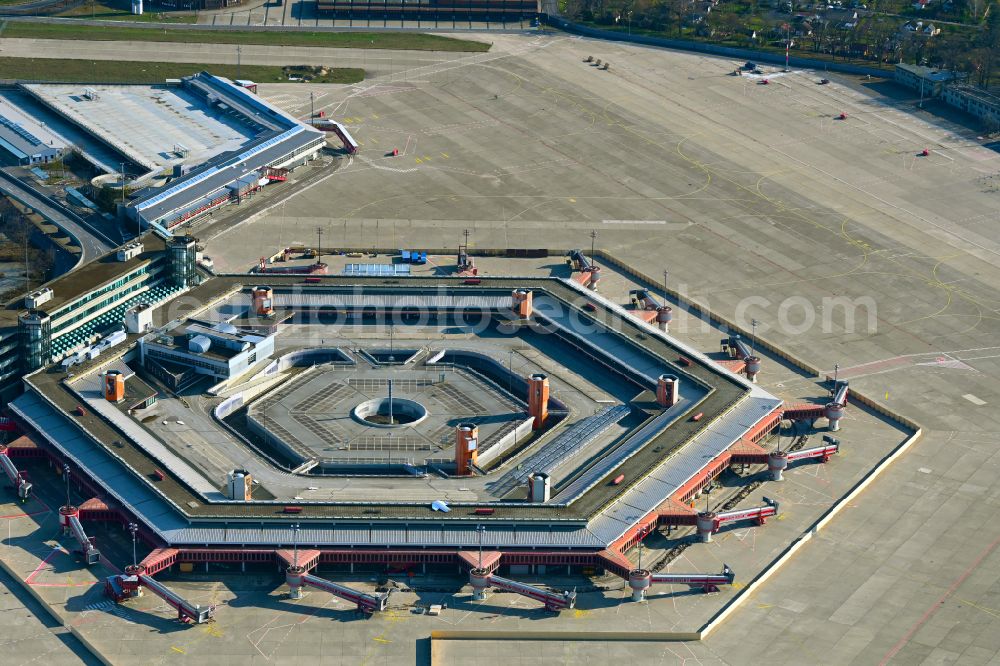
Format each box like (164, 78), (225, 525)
(503, 205), (508, 250)
(637, 531), (644, 571)
(751, 319), (759, 358)
(387, 378), (394, 426)
(128, 522), (138, 567)
(291, 523), (301, 568)
(476, 525), (486, 569)
(63, 464), (70, 507)
(508, 350), (514, 396)
(590, 230), (597, 264)
(784, 23), (791, 72)
(833, 363), (840, 395)
(23, 219), (29, 293)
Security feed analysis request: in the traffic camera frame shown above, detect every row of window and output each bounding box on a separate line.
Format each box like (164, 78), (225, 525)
(52, 279), (154, 335)
(945, 94), (1000, 119)
(50, 264), (154, 320)
(51, 261), (168, 335)
(145, 347), (227, 374)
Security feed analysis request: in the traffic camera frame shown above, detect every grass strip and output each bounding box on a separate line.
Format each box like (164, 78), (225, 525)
(0, 57), (365, 84)
(3, 21), (491, 51)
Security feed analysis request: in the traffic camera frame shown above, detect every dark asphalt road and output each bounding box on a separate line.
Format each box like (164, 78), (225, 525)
(0, 170), (115, 268)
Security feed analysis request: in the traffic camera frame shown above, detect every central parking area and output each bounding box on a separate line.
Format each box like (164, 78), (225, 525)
(246, 362), (523, 470)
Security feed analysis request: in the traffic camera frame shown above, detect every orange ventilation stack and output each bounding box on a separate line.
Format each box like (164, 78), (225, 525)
(104, 371), (125, 403)
(656, 374), (680, 408)
(528, 374), (549, 429)
(455, 423), (479, 476)
(511, 289), (533, 319)
(253, 286), (274, 317)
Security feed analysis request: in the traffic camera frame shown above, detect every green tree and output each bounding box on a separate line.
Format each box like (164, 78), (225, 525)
(976, 2), (999, 85)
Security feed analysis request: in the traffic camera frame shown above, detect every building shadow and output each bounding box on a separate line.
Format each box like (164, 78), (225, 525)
(442, 593), (567, 620)
(543, 262), (573, 278)
(63, 591), (194, 634)
(0, 570), (111, 665)
(226, 585), (377, 622)
(859, 80), (989, 136)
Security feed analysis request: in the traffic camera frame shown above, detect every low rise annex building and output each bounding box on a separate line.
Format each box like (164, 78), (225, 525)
(125, 73), (326, 231)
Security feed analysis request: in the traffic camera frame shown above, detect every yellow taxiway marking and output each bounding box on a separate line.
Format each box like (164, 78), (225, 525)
(202, 624), (224, 638)
(957, 599), (1000, 619)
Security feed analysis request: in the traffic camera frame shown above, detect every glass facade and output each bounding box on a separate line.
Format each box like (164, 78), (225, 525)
(50, 265), (150, 320)
(0, 246), (172, 390)
(169, 236), (197, 288)
(49, 258), (166, 336)
(18, 310), (51, 373)
(145, 348), (226, 374)
(52, 275), (151, 335)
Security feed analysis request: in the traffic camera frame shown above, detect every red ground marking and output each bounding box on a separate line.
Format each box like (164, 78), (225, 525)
(879, 533), (1000, 665)
(0, 509), (48, 520)
(30, 581), (96, 588)
(24, 546), (63, 585)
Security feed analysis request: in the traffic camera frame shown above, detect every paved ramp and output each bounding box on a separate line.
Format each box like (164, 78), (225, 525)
(0, 170), (114, 267)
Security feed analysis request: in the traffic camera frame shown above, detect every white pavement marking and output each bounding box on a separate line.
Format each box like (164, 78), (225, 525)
(742, 70), (803, 80)
(962, 394), (986, 406)
(602, 220), (666, 225)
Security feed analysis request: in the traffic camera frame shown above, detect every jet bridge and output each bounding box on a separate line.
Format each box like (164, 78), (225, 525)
(469, 569), (576, 611)
(105, 565), (216, 624)
(59, 506), (100, 565)
(0, 445), (31, 502)
(286, 566), (389, 613)
(628, 565), (735, 600)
